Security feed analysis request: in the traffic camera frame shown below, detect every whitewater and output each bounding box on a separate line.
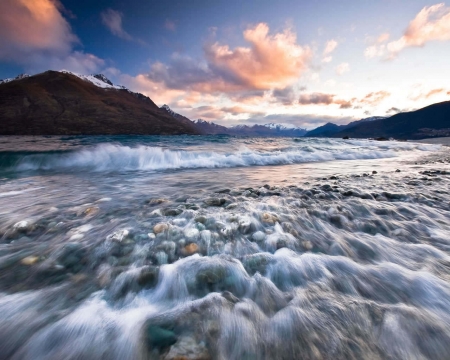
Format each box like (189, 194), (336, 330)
(0, 135), (449, 360)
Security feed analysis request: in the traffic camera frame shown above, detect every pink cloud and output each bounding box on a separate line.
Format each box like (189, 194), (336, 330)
(366, 3), (450, 59)
(204, 23), (312, 90)
(101, 9), (133, 41)
(0, 0), (103, 74)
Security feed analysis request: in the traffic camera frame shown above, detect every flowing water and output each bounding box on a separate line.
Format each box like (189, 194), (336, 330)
(0, 135), (449, 359)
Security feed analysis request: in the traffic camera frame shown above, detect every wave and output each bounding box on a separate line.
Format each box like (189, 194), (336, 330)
(0, 142), (439, 173)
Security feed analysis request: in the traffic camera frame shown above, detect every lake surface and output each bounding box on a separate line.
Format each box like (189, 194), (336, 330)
(0, 135), (449, 359)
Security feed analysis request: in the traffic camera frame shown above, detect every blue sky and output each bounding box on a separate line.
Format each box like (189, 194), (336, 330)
(0, 0), (449, 128)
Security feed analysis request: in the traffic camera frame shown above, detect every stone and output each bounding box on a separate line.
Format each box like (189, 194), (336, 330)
(203, 197), (225, 207)
(162, 208), (183, 216)
(156, 251), (168, 265)
(261, 212), (278, 225)
(184, 228), (200, 241)
(184, 243), (199, 255)
(215, 188), (231, 194)
(147, 325), (177, 351)
(302, 241), (313, 251)
(13, 220), (31, 233)
(395, 169), (401, 172)
(147, 198), (168, 206)
(153, 223), (169, 234)
(20, 256), (39, 265)
(372, 171), (378, 174)
(108, 229), (129, 242)
(195, 216), (207, 224)
(252, 231), (266, 242)
(83, 207), (99, 216)
(163, 336), (211, 360)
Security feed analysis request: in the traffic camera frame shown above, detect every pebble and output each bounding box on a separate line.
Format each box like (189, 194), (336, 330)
(261, 212), (278, 224)
(13, 220), (31, 233)
(184, 228), (200, 241)
(252, 231), (266, 242)
(184, 243), (199, 255)
(203, 197), (226, 207)
(153, 223), (169, 234)
(20, 256), (39, 265)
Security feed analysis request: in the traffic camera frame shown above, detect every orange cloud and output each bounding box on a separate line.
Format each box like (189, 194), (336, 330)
(0, 0), (103, 73)
(0, 0), (77, 57)
(366, 3), (450, 59)
(360, 91), (391, 105)
(425, 88), (444, 98)
(204, 23), (312, 90)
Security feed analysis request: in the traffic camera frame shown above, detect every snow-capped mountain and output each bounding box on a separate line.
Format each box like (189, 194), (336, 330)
(0, 73), (30, 85)
(60, 70), (127, 90)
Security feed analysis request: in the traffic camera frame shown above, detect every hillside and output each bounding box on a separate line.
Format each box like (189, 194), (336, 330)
(0, 71), (199, 135)
(336, 101), (450, 139)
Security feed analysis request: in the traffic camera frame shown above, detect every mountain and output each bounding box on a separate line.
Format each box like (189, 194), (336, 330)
(0, 71), (199, 135)
(160, 105), (307, 136)
(336, 101), (450, 139)
(304, 116), (387, 137)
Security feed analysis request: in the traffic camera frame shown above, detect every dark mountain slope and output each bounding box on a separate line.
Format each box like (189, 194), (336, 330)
(0, 71), (199, 135)
(336, 101), (450, 139)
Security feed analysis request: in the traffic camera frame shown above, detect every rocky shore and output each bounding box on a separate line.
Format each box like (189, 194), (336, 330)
(1, 148), (450, 359)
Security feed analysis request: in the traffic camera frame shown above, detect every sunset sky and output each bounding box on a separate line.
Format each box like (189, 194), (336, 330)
(1, 0), (449, 128)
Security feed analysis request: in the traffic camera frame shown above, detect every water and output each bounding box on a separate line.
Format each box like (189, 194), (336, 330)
(0, 135), (449, 359)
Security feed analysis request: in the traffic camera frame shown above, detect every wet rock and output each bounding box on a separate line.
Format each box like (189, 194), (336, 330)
(107, 229), (130, 242)
(162, 208), (183, 217)
(156, 251), (168, 265)
(195, 216), (207, 224)
(261, 212), (278, 225)
(175, 195), (190, 202)
(154, 223), (169, 234)
(215, 188), (231, 194)
(137, 265), (159, 288)
(146, 325), (177, 351)
(184, 228), (200, 241)
(372, 171), (378, 174)
(184, 243), (199, 256)
(221, 290), (240, 304)
(302, 240), (313, 251)
(203, 197), (226, 207)
(20, 256), (39, 265)
(163, 336), (211, 360)
(252, 231), (266, 242)
(395, 169), (401, 172)
(147, 198), (168, 206)
(83, 207), (99, 216)
(13, 220), (32, 233)
(56, 242), (85, 271)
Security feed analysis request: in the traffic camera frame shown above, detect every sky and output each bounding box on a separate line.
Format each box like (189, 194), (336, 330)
(0, 0), (449, 129)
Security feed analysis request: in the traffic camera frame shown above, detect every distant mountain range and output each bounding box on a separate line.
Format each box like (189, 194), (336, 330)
(1, 70), (449, 139)
(304, 116), (387, 137)
(161, 104), (307, 136)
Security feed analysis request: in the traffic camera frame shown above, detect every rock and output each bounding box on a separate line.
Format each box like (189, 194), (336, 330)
(175, 195), (190, 202)
(156, 251), (168, 265)
(302, 241), (313, 251)
(184, 243), (199, 255)
(395, 169), (401, 172)
(146, 325), (177, 351)
(215, 188), (231, 194)
(108, 229), (129, 242)
(184, 228), (200, 241)
(163, 336), (211, 360)
(13, 220), (32, 233)
(137, 266), (159, 288)
(252, 231), (266, 242)
(342, 136), (349, 140)
(222, 291), (240, 304)
(195, 216), (207, 224)
(162, 208), (183, 217)
(147, 198), (168, 206)
(83, 207), (99, 216)
(261, 212), (278, 225)
(153, 223), (169, 234)
(20, 256), (39, 265)
(203, 197), (225, 207)
(372, 171), (378, 174)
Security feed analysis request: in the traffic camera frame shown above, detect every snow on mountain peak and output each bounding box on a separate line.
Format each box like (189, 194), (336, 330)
(60, 70), (126, 90)
(0, 73), (30, 85)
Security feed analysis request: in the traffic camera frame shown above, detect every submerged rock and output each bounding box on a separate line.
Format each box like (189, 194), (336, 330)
(203, 197), (226, 207)
(154, 223), (169, 234)
(146, 325), (177, 351)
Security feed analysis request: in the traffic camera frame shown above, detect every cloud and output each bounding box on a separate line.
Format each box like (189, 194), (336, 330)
(366, 3), (450, 59)
(377, 33), (390, 43)
(101, 9), (133, 41)
(323, 39), (338, 55)
(335, 62), (350, 75)
(322, 56), (333, 63)
(272, 86), (297, 105)
(386, 107), (402, 114)
(0, 0), (103, 74)
(425, 88), (444, 98)
(141, 23), (311, 96)
(298, 90), (390, 109)
(204, 23), (312, 90)
(164, 19), (176, 32)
